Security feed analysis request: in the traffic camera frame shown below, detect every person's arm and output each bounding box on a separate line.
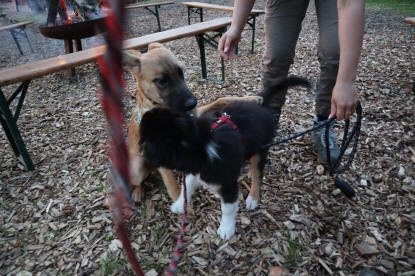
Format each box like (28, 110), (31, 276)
(330, 0), (365, 120)
(218, 0), (256, 60)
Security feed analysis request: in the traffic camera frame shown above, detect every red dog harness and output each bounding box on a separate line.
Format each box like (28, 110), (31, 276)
(211, 113), (238, 131)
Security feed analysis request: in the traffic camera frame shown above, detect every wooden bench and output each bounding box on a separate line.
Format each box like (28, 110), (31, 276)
(182, 1), (265, 54)
(0, 17), (232, 170)
(0, 21), (34, 55)
(125, 1), (174, 32)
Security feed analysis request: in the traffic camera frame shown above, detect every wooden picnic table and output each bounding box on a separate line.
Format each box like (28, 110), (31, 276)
(182, 1), (265, 53)
(0, 21), (33, 55)
(0, 17), (232, 170)
(125, 1), (174, 32)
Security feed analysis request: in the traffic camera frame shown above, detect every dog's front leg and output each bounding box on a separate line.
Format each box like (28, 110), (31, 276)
(128, 109), (151, 202)
(158, 168), (181, 202)
(217, 199), (239, 240)
(171, 174), (201, 214)
(130, 155), (151, 202)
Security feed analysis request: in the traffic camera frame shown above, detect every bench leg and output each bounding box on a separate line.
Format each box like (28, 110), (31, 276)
(144, 6), (162, 32)
(21, 26), (34, 53)
(9, 22), (34, 55)
(9, 29), (24, 55)
(0, 82), (34, 170)
(155, 5), (161, 32)
(187, 7), (203, 25)
(249, 15), (256, 54)
(196, 34), (207, 79)
(195, 28), (226, 81)
(187, 7), (191, 25)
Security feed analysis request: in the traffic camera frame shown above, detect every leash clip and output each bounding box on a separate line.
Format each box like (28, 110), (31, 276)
(215, 112), (230, 124)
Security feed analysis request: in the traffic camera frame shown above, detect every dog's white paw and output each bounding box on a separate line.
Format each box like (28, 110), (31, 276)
(170, 198), (184, 214)
(245, 195), (258, 210)
(217, 222), (235, 240)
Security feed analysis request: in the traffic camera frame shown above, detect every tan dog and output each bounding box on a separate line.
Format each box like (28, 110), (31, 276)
(124, 43), (262, 202)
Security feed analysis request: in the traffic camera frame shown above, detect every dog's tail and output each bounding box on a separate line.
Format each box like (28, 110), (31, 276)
(260, 76), (311, 109)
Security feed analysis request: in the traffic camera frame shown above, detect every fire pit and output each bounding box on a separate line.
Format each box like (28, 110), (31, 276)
(39, 0), (106, 73)
(39, 17), (106, 41)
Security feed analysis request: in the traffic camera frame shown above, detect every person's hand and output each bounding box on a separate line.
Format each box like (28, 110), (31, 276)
(218, 27), (242, 60)
(329, 81), (359, 120)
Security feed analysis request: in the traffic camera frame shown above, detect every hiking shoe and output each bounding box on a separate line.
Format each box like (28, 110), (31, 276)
(312, 116), (340, 166)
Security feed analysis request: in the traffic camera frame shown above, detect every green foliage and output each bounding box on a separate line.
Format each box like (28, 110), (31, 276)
(105, 232), (112, 241)
(284, 235), (307, 268)
(100, 252), (129, 275)
(366, 0), (415, 15)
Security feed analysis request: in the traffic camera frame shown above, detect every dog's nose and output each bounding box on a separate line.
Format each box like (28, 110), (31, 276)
(184, 97), (197, 111)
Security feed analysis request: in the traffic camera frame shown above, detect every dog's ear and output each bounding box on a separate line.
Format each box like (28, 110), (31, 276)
(148, 42), (165, 51)
(122, 50), (141, 74)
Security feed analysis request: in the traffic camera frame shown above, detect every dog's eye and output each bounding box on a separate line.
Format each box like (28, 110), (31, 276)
(153, 76), (169, 87)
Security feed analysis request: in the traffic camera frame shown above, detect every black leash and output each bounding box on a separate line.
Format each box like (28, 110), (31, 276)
(262, 102), (362, 197)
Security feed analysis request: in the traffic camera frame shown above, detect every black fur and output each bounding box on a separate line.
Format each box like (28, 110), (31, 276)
(139, 77), (309, 204)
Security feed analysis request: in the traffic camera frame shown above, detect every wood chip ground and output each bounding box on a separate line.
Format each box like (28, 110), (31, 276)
(1, 1), (414, 275)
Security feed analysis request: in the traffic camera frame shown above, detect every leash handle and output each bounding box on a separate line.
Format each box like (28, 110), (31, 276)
(327, 102), (362, 175)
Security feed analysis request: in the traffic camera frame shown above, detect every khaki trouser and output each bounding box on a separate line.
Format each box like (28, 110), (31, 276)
(262, 0), (339, 117)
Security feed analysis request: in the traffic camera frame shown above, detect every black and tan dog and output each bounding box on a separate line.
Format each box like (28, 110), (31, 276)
(139, 77), (310, 239)
(124, 43), (262, 202)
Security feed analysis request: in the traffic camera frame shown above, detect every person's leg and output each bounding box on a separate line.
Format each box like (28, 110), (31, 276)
(262, 0), (310, 110)
(315, 0), (339, 118)
(312, 0), (340, 165)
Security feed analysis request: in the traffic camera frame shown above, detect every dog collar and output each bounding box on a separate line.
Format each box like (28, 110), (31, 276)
(211, 113), (238, 131)
(135, 106), (150, 124)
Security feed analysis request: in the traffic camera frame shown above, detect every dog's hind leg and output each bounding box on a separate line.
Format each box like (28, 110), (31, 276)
(246, 153), (266, 210)
(170, 174), (201, 214)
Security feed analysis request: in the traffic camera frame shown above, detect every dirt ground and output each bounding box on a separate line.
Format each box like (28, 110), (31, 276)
(0, 1), (414, 275)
